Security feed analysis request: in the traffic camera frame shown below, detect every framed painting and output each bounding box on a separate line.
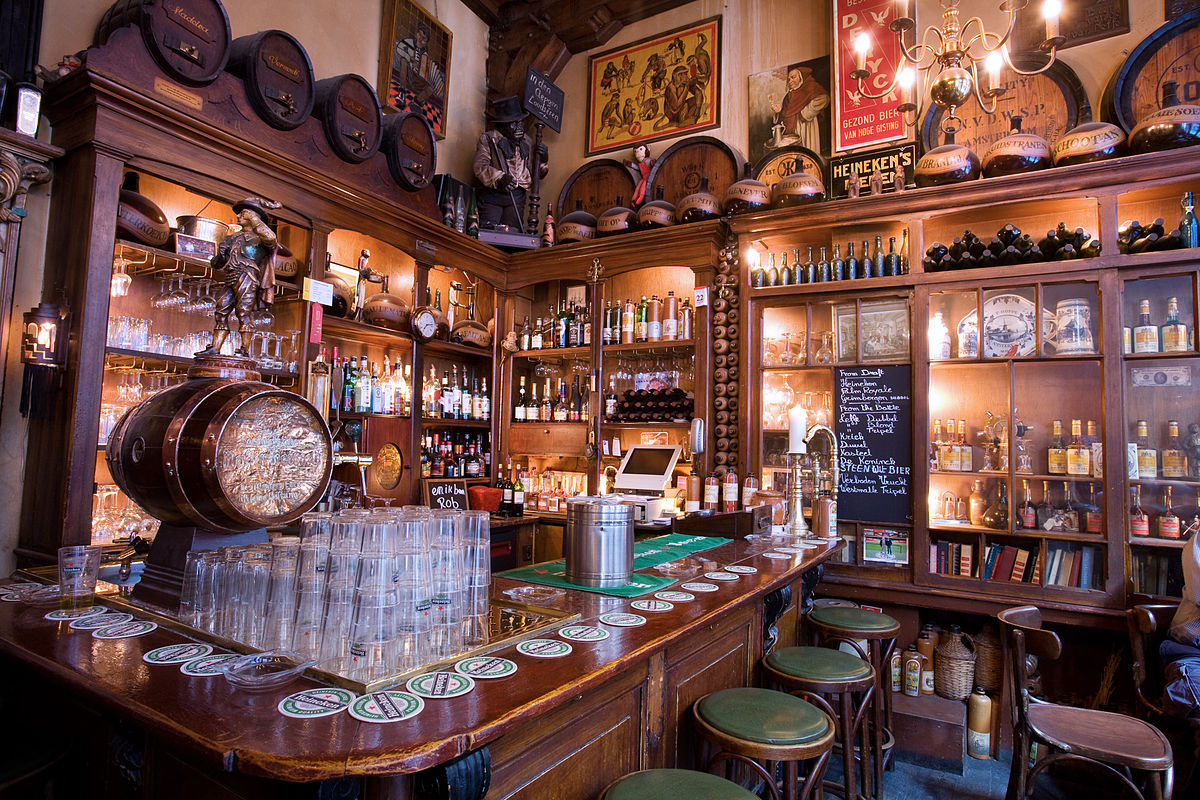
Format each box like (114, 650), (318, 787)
(586, 16), (721, 156)
(747, 57), (832, 167)
(835, 297), (910, 362)
(379, 0), (452, 139)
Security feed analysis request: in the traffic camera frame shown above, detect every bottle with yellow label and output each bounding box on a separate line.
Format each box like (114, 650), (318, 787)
(1047, 420), (1067, 475)
(1136, 420), (1158, 478)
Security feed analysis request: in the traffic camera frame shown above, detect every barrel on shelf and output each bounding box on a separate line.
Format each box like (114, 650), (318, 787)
(314, 74), (384, 163)
(556, 158), (636, 220)
(383, 110), (437, 191)
(225, 29), (316, 131)
(95, 0), (232, 87)
(1103, 8), (1200, 133)
(645, 136), (742, 209)
(106, 365), (332, 533)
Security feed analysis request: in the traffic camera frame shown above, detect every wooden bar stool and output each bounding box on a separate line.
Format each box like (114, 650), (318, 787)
(599, 768), (761, 799)
(806, 606), (900, 799)
(765, 645), (876, 800)
(693, 687), (835, 800)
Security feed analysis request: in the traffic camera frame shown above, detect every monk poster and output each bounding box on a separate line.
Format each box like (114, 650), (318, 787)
(747, 56), (832, 167)
(586, 16), (721, 156)
(833, 0), (911, 152)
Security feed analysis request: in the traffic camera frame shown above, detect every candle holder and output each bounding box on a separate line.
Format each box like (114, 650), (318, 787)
(784, 450), (809, 539)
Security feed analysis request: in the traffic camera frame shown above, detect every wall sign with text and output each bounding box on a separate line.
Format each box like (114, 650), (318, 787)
(833, 0), (911, 152)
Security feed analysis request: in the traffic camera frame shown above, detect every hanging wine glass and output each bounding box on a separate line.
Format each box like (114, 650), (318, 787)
(284, 330), (301, 374)
(151, 277), (171, 309)
(250, 307), (274, 329)
(167, 275), (189, 310)
(196, 279), (216, 316)
(110, 257), (132, 298)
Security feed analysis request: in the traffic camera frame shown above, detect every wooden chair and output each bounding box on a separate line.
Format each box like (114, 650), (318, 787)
(1127, 604), (1180, 719)
(998, 606), (1174, 800)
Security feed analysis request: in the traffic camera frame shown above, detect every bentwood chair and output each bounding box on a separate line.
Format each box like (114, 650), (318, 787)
(1127, 604), (1181, 719)
(998, 606), (1174, 800)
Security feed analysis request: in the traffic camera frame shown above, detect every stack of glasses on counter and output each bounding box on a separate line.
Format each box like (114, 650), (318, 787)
(178, 507), (491, 683)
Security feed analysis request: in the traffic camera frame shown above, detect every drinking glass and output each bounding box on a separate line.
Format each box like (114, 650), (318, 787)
(235, 546), (273, 647)
(110, 257), (132, 298)
(167, 276), (189, 310)
(317, 548), (361, 673)
(58, 545), (103, 612)
(429, 509), (465, 659)
(460, 511), (491, 645)
(260, 538), (301, 649)
(347, 554), (399, 682)
(213, 546), (246, 638)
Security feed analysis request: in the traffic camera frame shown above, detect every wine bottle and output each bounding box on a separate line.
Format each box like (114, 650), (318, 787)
(514, 376), (528, 421)
(845, 241), (860, 280)
(883, 236), (900, 276)
(1130, 486), (1149, 537)
(871, 235), (885, 278)
(831, 244), (845, 282)
(816, 246), (831, 282)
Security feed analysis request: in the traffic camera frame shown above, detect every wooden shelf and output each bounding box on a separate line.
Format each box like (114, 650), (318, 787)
(114, 240), (304, 301)
(1129, 537), (1189, 549)
(603, 340), (694, 355)
(1122, 350), (1196, 360)
(419, 417), (490, 429)
(424, 338), (493, 360)
(336, 411), (411, 420)
(929, 353), (1104, 365)
(1129, 477), (1200, 487)
(602, 421), (693, 428)
(512, 346), (591, 360)
(509, 421), (589, 428)
(104, 346), (297, 379)
(322, 316), (413, 347)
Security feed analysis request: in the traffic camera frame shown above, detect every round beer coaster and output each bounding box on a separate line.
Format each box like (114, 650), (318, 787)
(93, 620), (158, 639)
(517, 638), (574, 657)
(454, 656), (518, 679)
(181, 653), (239, 677)
(654, 591), (695, 602)
(349, 691), (424, 723)
(0, 593), (21, 602)
(407, 671), (475, 699)
(599, 612), (647, 627)
(44, 605), (106, 621)
(775, 544), (816, 552)
(558, 625), (609, 642)
(761, 552), (793, 560)
(278, 687), (356, 719)
(725, 565), (758, 574)
(144, 643), (214, 665)
(630, 599), (673, 612)
(70, 611), (133, 630)
(704, 571), (739, 581)
(680, 581), (719, 593)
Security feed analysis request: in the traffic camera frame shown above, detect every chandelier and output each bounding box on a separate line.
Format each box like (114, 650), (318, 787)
(850, 0), (1064, 134)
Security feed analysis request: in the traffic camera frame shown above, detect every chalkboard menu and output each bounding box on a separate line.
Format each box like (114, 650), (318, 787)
(835, 366), (912, 524)
(423, 478), (469, 510)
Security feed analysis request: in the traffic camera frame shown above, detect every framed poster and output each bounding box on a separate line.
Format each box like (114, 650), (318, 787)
(747, 57), (832, 167)
(1013, 0), (1129, 52)
(379, 0), (452, 139)
(835, 297), (911, 363)
(586, 16), (721, 156)
(833, 0), (912, 152)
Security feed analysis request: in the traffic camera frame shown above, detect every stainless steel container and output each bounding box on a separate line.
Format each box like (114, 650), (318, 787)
(565, 498), (634, 588)
(176, 216), (231, 244)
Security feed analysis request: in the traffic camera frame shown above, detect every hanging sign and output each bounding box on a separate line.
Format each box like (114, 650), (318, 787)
(833, 0), (912, 152)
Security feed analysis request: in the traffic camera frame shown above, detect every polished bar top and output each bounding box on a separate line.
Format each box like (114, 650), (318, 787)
(0, 537), (837, 783)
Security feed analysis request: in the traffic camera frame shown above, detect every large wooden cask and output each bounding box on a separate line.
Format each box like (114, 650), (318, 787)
(226, 29), (316, 131)
(95, 0), (232, 86)
(314, 74), (384, 163)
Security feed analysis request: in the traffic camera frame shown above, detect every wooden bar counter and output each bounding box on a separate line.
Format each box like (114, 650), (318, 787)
(0, 537), (837, 800)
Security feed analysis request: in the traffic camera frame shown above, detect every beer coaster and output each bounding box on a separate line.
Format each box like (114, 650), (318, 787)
(761, 552), (793, 560)
(144, 643), (214, 665)
(704, 571), (739, 581)
(93, 620), (158, 639)
(517, 638), (574, 657)
(70, 611), (133, 630)
(454, 656), (518, 679)
(181, 653), (239, 676)
(278, 687), (356, 719)
(655, 591), (695, 602)
(0, 582), (38, 601)
(0, 593), (21, 602)
(679, 581), (719, 592)
(558, 625), (609, 642)
(631, 599), (673, 612)
(349, 691), (424, 723)
(775, 544), (816, 552)
(44, 605), (106, 621)
(406, 671), (475, 699)
(725, 565), (758, 574)
(599, 612), (646, 627)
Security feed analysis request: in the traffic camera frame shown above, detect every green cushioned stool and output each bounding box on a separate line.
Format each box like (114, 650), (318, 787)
(806, 606), (900, 800)
(600, 768), (760, 800)
(765, 646), (877, 800)
(693, 687), (835, 800)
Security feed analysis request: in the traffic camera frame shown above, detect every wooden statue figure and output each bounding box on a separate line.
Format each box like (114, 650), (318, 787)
(847, 168), (861, 199)
(197, 196), (280, 358)
(869, 167), (884, 196)
(473, 96), (548, 232)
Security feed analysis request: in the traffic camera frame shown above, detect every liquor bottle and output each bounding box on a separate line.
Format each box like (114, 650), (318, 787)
(604, 376), (618, 421)
(341, 357), (356, 413)
(871, 235), (885, 278)
(899, 228), (910, 274)
(1182, 191), (1198, 248)
(465, 188), (479, 238)
(430, 434), (445, 477)
(1047, 420), (1067, 475)
(634, 296), (649, 342)
(1083, 483), (1104, 533)
(1163, 420), (1187, 477)
(512, 467), (525, 516)
(1018, 479), (1037, 529)
(454, 187), (466, 233)
(931, 419), (944, 471)
(517, 316), (531, 351)
(647, 295), (662, 341)
(796, 246), (812, 284)
(580, 304), (591, 346)
(956, 419), (971, 471)
(969, 480), (987, 526)
(883, 236), (900, 277)
(553, 380), (568, 422)
(831, 244), (845, 282)
(685, 467), (701, 513)
(355, 356), (371, 413)
(1058, 481), (1079, 532)
(662, 291), (679, 341)
(638, 185), (676, 229)
(597, 195), (634, 237)
(621, 298), (635, 344)
(861, 239), (871, 278)
(307, 347), (331, 421)
(915, 127), (981, 186)
(1160, 297), (1191, 352)
(438, 178), (455, 227)
(525, 382), (539, 422)
(722, 470), (738, 512)
(498, 466), (512, 516)
(1130, 80), (1200, 153)
(766, 252), (779, 287)
(555, 302), (570, 349)
(845, 240), (860, 280)
(982, 116), (1052, 178)
(370, 360), (383, 413)
(530, 316), (544, 350)
(1133, 299), (1160, 353)
(1035, 480), (1054, 528)
(1066, 419), (1091, 476)
(1130, 486), (1150, 537)
(540, 378), (553, 422)
(679, 299), (694, 340)
(816, 247), (831, 283)
(540, 202), (555, 247)
(558, 199), (597, 243)
(940, 417), (959, 471)
(980, 481), (1009, 530)
(929, 311), (952, 359)
(1159, 486), (1182, 539)
(743, 475), (760, 508)
(778, 251), (792, 286)
(703, 472), (720, 511)
(676, 176), (721, 224)
(570, 375), (583, 422)
(1136, 420), (1158, 478)
(479, 378), (491, 421)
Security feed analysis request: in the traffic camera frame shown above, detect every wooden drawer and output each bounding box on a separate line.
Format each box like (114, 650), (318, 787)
(506, 422), (587, 456)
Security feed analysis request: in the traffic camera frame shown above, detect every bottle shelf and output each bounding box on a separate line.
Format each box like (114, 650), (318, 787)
(1121, 350), (1196, 360)
(512, 346), (591, 360)
(1130, 536), (1189, 549)
(420, 417), (491, 429)
(602, 421), (693, 429)
(335, 411), (411, 420)
(1012, 529), (1107, 543)
(424, 338), (493, 360)
(603, 340), (694, 355)
(104, 346), (297, 379)
(322, 316), (413, 347)
(929, 353), (1104, 365)
(510, 421), (589, 427)
(1130, 476), (1200, 487)
(930, 470), (1103, 482)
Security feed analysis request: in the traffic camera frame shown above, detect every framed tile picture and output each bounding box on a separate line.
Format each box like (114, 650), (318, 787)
(586, 16), (721, 156)
(379, 0), (452, 138)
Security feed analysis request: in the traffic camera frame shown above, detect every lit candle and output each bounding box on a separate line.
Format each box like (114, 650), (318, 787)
(898, 66), (916, 107)
(854, 33), (871, 73)
(1042, 0), (1061, 40)
(984, 50), (1003, 95)
(788, 404), (808, 454)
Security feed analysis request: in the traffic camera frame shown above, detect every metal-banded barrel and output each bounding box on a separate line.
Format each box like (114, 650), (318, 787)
(564, 499), (634, 588)
(226, 29), (316, 131)
(107, 372), (331, 533)
(314, 74), (383, 163)
(95, 0), (232, 86)
(383, 110), (436, 191)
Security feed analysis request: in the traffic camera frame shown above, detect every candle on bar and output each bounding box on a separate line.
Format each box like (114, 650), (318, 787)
(788, 404), (808, 453)
(854, 33), (871, 73)
(1042, 0), (1061, 40)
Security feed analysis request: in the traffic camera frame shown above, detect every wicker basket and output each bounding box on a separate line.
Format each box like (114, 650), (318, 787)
(973, 624), (1003, 693)
(934, 627), (976, 700)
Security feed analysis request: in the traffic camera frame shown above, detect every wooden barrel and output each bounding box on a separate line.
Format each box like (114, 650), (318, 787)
(556, 158), (636, 220)
(645, 136), (742, 208)
(383, 111), (437, 191)
(107, 370), (331, 533)
(1103, 9), (1200, 132)
(920, 56), (1087, 154)
(226, 29), (315, 131)
(95, 0), (231, 87)
(314, 74), (383, 163)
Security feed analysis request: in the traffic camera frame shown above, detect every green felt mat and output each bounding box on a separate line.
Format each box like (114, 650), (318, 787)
(498, 534), (729, 598)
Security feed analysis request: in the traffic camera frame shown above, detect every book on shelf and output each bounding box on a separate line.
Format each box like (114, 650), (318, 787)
(982, 543), (1001, 579)
(1077, 546), (1094, 590)
(959, 543), (973, 577)
(992, 546), (1018, 583)
(1010, 548), (1030, 582)
(1023, 549), (1040, 585)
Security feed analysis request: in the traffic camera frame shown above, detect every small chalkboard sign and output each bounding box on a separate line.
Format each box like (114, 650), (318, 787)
(523, 68), (564, 133)
(423, 478), (469, 510)
(835, 365), (913, 525)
